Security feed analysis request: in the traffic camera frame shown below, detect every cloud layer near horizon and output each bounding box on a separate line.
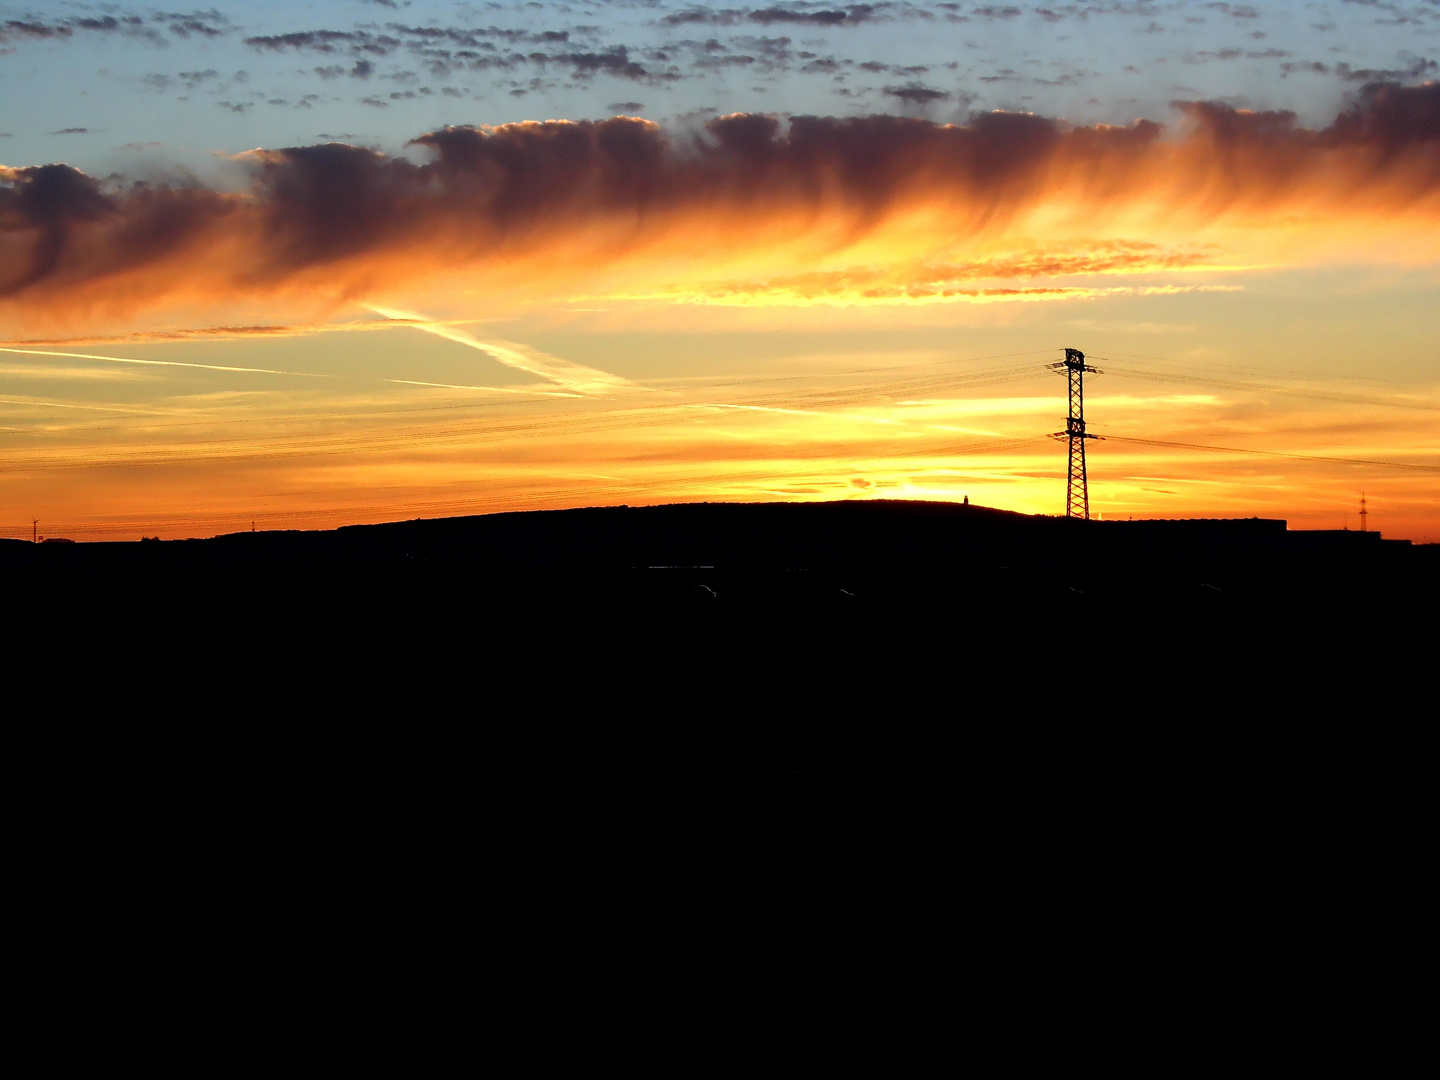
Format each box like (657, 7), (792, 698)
(3, 81), (1438, 332)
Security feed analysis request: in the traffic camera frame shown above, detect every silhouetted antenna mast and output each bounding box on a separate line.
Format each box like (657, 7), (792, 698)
(1359, 493), (1368, 533)
(33, 518), (38, 544)
(1049, 348), (1102, 519)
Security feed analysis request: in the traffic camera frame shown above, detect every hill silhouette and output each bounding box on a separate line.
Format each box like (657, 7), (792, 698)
(7, 499), (1430, 783)
(4, 497), (1426, 575)
(6, 499), (1430, 637)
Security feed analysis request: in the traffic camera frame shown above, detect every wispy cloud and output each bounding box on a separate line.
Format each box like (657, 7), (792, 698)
(620, 283), (1245, 307)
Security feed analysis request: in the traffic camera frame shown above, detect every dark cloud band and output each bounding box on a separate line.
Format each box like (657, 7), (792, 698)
(2, 83), (1437, 319)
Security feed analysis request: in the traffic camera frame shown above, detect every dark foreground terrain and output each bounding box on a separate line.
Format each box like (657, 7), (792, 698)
(7, 500), (1430, 845)
(11, 502), (1426, 1032)
(7, 500), (1431, 700)
(8, 498), (1432, 597)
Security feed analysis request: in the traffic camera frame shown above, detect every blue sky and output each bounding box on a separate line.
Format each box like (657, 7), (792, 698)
(4, 1), (1437, 176)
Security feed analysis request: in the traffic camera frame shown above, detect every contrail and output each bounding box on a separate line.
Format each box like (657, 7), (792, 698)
(0, 396), (154, 414)
(684, 402), (897, 425)
(385, 378), (581, 398)
(686, 403), (821, 417)
(0, 347), (328, 377)
(370, 306), (634, 396)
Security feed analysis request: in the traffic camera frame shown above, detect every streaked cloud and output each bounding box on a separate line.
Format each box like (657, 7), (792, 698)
(3, 84), (1436, 334)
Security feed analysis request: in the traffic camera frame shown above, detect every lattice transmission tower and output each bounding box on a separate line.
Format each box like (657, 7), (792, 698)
(1049, 348), (1102, 519)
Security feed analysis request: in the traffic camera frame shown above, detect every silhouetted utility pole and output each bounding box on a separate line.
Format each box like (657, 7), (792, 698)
(1360, 494), (1368, 532)
(1049, 348), (1102, 519)
(33, 518), (38, 544)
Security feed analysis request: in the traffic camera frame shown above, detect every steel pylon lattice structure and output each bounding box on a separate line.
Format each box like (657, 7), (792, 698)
(1049, 348), (1102, 520)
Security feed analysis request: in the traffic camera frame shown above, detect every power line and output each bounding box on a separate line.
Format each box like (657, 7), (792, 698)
(1099, 434), (1440, 472)
(1089, 349), (1420, 386)
(1094, 362), (1440, 413)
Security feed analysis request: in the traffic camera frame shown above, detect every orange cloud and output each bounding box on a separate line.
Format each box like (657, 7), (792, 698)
(3, 82), (1438, 333)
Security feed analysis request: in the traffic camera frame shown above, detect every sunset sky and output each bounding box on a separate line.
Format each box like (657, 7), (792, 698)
(3, 1), (1438, 541)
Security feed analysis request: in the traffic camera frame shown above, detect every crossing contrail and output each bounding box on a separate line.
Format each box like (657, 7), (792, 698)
(370, 306), (635, 397)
